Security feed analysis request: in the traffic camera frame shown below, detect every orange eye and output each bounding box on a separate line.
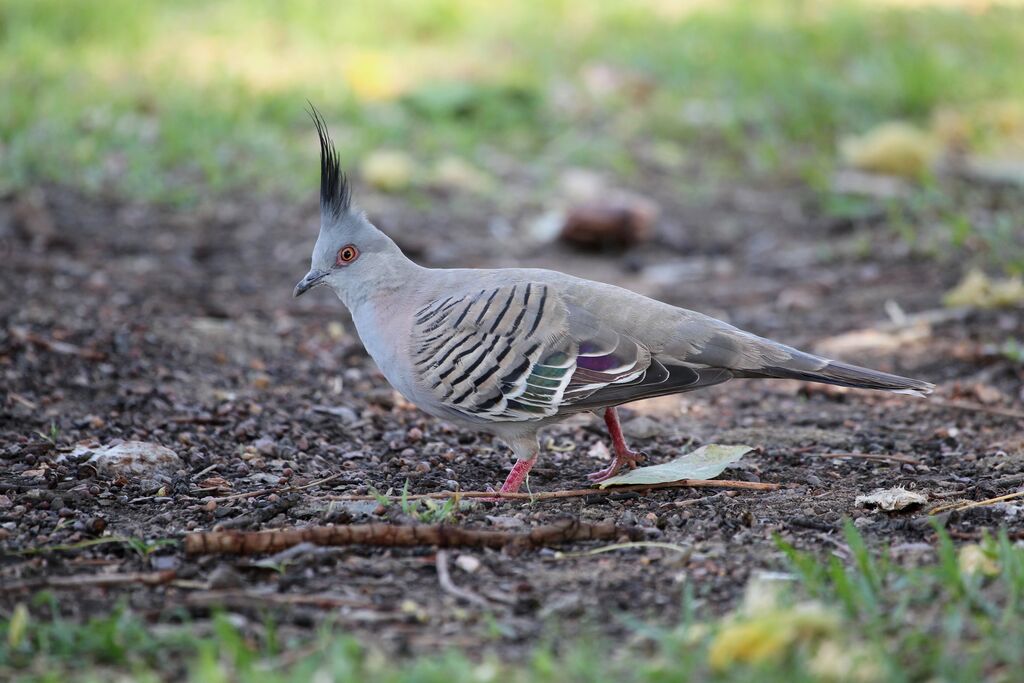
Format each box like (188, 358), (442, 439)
(336, 244), (359, 266)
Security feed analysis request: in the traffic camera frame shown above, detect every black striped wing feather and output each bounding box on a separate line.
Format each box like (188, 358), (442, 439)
(410, 284), (734, 422)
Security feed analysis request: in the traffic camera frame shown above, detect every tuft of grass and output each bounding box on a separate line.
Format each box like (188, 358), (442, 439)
(2, 523), (1022, 682)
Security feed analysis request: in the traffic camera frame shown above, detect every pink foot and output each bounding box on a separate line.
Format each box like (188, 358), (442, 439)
(497, 455), (537, 494)
(586, 449), (644, 482)
(586, 407), (646, 483)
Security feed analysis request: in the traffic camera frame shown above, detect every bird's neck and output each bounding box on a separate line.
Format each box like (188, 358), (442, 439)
(340, 244), (424, 312)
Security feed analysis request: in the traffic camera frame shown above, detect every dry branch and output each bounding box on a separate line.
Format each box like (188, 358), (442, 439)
(801, 452), (918, 465)
(435, 550), (490, 608)
(203, 472), (346, 502)
(185, 589), (372, 610)
(1, 570), (176, 593)
(185, 519), (642, 556)
(929, 490), (1024, 515)
(328, 478), (779, 504)
(927, 399), (1024, 421)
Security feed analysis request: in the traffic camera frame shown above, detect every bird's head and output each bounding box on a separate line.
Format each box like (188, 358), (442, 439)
(293, 107), (405, 304)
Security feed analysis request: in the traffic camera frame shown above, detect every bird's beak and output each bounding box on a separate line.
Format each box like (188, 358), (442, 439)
(293, 269), (326, 298)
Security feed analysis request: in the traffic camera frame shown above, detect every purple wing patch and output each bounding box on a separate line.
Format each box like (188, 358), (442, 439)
(576, 353), (622, 372)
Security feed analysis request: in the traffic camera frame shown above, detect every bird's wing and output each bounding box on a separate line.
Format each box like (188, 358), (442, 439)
(410, 283), (731, 422)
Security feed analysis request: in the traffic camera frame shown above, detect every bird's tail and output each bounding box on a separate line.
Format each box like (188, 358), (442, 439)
(741, 359), (934, 397)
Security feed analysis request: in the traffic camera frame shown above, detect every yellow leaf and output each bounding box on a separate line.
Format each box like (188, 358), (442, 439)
(708, 603), (840, 672)
(360, 150), (415, 192)
(343, 51), (405, 102)
(7, 603), (28, 648)
(958, 544), (1000, 577)
(840, 122), (938, 179)
(944, 269), (1024, 309)
(709, 616), (796, 671)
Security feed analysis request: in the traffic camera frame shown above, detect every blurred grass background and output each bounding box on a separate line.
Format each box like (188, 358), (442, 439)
(2, 0), (1023, 202)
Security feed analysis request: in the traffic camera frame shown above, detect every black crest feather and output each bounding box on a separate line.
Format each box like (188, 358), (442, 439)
(307, 103), (351, 218)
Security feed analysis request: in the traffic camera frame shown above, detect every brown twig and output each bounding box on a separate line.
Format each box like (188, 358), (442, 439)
(185, 519), (642, 556)
(929, 490), (1024, 515)
(799, 452), (919, 465)
(435, 550), (490, 608)
(208, 472), (346, 503)
(328, 478), (778, 504)
(1, 570), (176, 593)
(168, 415), (229, 426)
(185, 589), (372, 610)
(926, 399), (1024, 421)
(948, 528), (1024, 542)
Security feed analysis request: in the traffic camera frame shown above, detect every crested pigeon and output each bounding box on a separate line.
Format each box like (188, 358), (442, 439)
(294, 110), (934, 493)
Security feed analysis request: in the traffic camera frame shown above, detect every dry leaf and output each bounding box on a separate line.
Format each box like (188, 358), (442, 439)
(855, 487), (927, 512)
(958, 544), (1000, 577)
(840, 122), (938, 179)
(708, 603), (839, 671)
(598, 444), (752, 488)
(944, 269), (1024, 309)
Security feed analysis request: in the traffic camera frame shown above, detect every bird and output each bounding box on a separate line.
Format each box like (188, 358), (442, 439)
(294, 109), (934, 493)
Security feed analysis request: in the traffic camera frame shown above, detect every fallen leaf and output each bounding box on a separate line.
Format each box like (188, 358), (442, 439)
(958, 544), (1000, 577)
(944, 269), (1024, 309)
(7, 603), (28, 648)
(60, 441), (181, 477)
(343, 51), (404, 102)
(598, 444), (753, 488)
(840, 122), (938, 179)
(709, 603), (839, 672)
(855, 487), (927, 512)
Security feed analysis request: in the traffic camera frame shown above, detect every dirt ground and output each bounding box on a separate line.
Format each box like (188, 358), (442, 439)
(2, 175), (1023, 663)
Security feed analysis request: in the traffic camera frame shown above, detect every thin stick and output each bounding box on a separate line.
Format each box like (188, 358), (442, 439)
(327, 478), (779, 503)
(1, 570), (176, 593)
(185, 519), (642, 556)
(800, 452), (918, 465)
(208, 472), (346, 502)
(926, 399), (1024, 421)
(435, 550), (490, 608)
(929, 490), (1024, 515)
(191, 463), (220, 481)
(184, 590), (372, 610)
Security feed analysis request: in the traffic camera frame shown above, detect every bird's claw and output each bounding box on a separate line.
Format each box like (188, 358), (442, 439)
(586, 449), (646, 483)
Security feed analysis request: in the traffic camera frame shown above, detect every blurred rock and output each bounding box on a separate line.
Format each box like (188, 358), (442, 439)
(830, 169), (911, 200)
(11, 188), (57, 250)
(430, 156), (493, 194)
(559, 199), (658, 250)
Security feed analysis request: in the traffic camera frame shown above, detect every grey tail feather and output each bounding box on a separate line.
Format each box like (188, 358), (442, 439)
(740, 360), (934, 397)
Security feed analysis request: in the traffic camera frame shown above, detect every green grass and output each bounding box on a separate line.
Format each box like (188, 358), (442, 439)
(1, 0), (1022, 202)
(3, 524), (1022, 682)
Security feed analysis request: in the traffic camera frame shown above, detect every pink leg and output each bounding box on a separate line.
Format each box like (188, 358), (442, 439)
(499, 455), (537, 493)
(587, 407), (645, 482)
